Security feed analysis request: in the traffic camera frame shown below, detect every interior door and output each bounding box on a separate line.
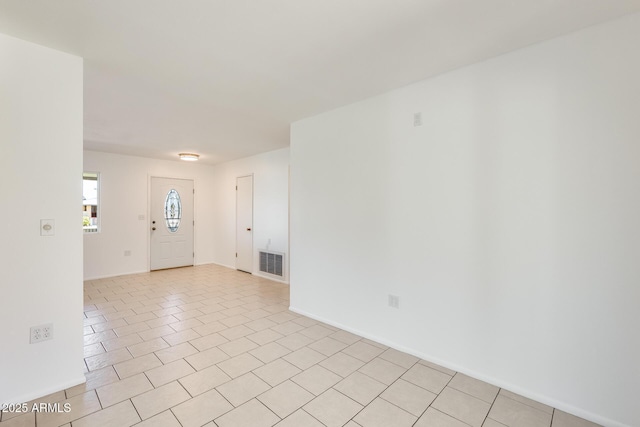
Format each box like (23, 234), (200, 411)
(236, 175), (253, 273)
(150, 177), (194, 270)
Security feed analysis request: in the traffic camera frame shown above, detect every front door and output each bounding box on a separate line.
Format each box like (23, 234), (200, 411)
(150, 177), (194, 270)
(236, 175), (253, 273)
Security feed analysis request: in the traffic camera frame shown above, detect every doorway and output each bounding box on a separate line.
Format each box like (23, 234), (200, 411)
(236, 175), (253, 273)
(150, 177), (194, 270)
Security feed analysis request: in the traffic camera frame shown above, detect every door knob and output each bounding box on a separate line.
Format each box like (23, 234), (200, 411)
(152, 227), (156, 231)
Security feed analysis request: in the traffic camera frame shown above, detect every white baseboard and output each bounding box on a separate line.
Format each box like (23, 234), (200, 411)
(288, 306), (628, 427)
(253, 271), (289, 285)
(83, 269), (149, 281)
(209, 263), (289, 284)
(209, 262), (236, 270)
(85, 261), (224, 281)
(84, 264), (290, 285)
(195, 261), (216, 267)
(2, 375), (86, 406)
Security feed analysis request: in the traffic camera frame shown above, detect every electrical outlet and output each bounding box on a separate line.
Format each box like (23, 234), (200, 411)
(124, 250), (131, 256)
(30, 323), (53, 344)
(42, 324), (53, 339)
(388, 294), (400, 309)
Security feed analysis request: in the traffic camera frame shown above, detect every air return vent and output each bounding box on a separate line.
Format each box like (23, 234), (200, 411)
(259, 251), (284, 277)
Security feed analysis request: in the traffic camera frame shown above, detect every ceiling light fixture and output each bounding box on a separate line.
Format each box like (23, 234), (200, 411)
(179, 153), (200, 161)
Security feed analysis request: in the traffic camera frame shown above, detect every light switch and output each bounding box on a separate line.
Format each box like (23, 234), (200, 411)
(413, 112), (423, 127)
(40, 219), (55, 236)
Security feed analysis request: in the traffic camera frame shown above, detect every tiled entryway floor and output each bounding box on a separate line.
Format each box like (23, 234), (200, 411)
(1, 264), (599, 427)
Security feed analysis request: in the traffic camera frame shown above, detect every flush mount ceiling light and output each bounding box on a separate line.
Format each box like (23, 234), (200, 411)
(179, 153), (200, 161)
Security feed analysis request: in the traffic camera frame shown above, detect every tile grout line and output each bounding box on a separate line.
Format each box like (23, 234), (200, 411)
(498, 390), (554, 415)
(404, 365), (465, 427)
(480, 384), (502, 427)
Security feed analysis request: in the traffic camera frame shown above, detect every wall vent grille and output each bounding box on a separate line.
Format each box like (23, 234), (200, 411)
(259, 251), (284, 277)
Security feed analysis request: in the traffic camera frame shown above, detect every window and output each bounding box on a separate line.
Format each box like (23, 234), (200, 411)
(164, 189), (182, 232)
(83, 172), (99, 233)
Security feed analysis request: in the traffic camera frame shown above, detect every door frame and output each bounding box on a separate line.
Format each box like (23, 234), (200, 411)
(147, 175), (197, 272)
(236, 174), (254, 273)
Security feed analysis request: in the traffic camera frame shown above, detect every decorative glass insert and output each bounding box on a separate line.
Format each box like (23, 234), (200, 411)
(164, 189), (182, 232)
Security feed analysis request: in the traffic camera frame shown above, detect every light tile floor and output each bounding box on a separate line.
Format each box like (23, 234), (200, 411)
(0, 264), (601, 427)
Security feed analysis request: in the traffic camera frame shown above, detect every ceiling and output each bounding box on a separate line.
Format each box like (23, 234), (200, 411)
(1, 0), (639, 164)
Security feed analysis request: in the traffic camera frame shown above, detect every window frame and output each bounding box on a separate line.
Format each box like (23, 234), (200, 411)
(83, 171), (100, 234)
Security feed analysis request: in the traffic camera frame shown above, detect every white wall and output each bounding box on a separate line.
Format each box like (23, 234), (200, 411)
(210, 147), (290, 281)
(83, 148), (289, 281)
(0, 33), (84, 403)
(83, 151), (218, 279)
(290, 13), (640, 427)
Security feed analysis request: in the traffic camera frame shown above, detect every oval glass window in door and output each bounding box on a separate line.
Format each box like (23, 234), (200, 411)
(164, 189), (182, 232)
